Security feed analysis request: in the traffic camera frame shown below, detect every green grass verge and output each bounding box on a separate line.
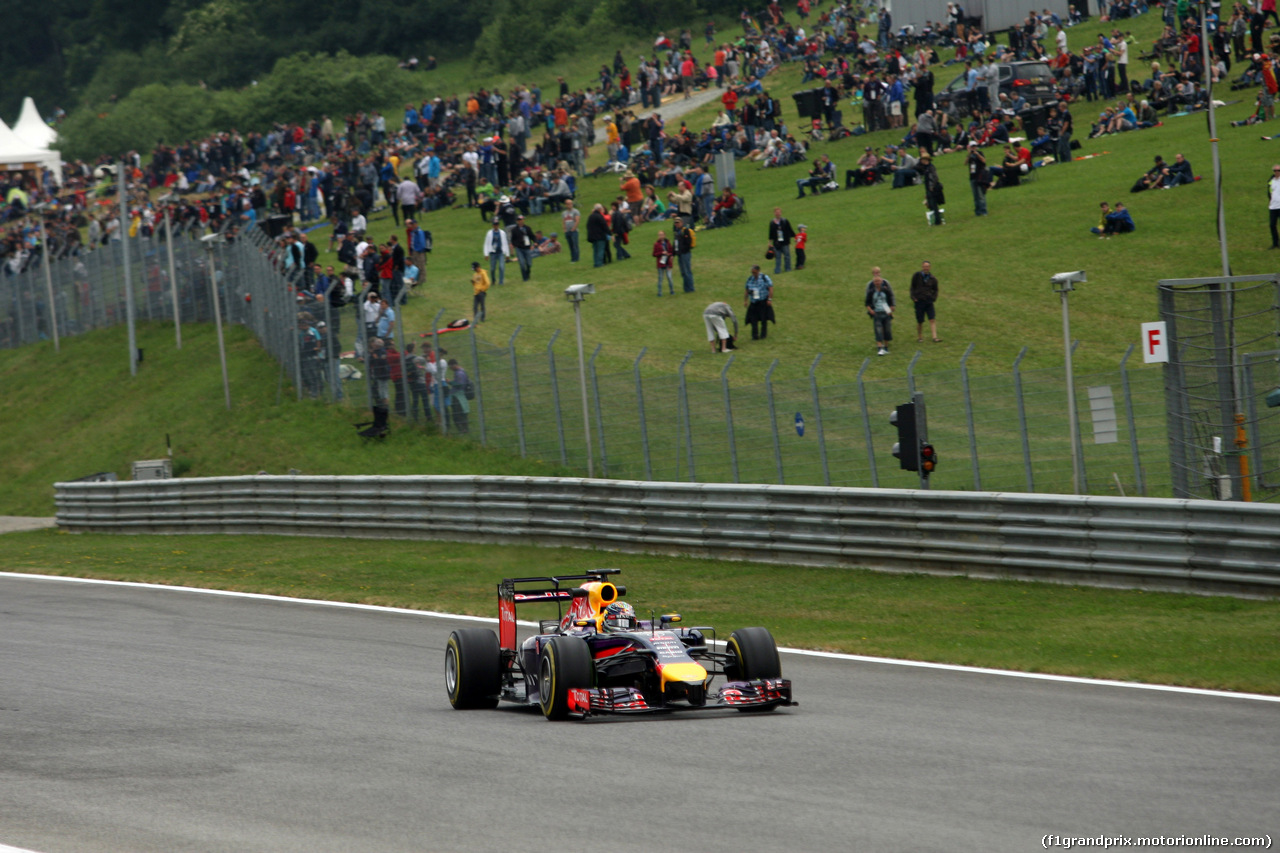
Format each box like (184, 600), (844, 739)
(0, 322), (569, 517)
(4, 528), (1278, 694)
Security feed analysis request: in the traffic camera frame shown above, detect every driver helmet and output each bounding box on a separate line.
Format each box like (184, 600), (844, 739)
(602, 601), (637, 633)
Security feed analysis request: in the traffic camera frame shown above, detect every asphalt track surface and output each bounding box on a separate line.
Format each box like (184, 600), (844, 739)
(2, 574), (1277, 853)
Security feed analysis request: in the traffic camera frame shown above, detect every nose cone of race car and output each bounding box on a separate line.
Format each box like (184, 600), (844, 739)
(658, 661), (707, 691)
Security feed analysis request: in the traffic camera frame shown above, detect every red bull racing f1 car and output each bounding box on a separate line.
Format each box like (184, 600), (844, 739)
(444, 569), (795, 720)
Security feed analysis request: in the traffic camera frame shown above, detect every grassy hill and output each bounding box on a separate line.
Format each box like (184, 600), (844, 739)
(331, 12), (1275, 396)
(0, 322), (567, 517)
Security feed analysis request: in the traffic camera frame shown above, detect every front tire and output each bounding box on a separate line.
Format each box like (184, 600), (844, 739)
(445, 629), (501, 709)
(726, 627), (782, 681)
(538, 636), (593, 720)
(726, 627), (782, 713)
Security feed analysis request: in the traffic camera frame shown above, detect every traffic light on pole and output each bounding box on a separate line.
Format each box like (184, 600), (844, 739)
(890, 402), (919, 472)
(920, 442), (937, 476)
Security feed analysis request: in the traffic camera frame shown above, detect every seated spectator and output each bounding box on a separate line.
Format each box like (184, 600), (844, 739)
(796, 154), (836, 196)
(845, 146), (881, 188)
(710, 186), (743, 227)
(1091, 201), (1136, 236)
(890, 148), (921, 188)
(1135, 99), (1160, 127)
(1130, 155), (1167, 192)
(989, 143), (1027, 187)
(535, 231), (562, 255)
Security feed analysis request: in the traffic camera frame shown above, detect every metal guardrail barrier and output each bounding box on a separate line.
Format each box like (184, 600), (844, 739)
(54, 476), (1280, 596)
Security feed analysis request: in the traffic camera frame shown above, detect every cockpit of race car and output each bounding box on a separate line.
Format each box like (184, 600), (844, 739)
(444, 569), (796, 720)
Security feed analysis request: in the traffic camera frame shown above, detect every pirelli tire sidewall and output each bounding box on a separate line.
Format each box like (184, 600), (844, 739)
(726, 627), (782, 682)
(445, 628), (501, 710)
(537, 635), (594, 720)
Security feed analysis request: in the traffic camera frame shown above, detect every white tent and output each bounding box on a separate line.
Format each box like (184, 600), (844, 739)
(13, 97), (57, 150)
(0, 114), (62, 185)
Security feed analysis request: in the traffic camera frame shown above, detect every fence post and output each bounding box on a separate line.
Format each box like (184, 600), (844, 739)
(119, 161), (138, 377)
(961, 342), (981, 491)
(1013, 346), (1034, 493)
(547, 330), (567, 466)
(857, 357), (878, 488)
(765, 358), (783, 484)
(432, 307), (446, 434)
(633, 347), (652, 481)
(1071, 339), (1087, 492)
(591, 344), (607, 478)
(510, 325), (526, 457)
(721, 352), (739, 483)
(1119, 342), (1145, 496)
(393, 298), (410, 418)
(809, 354), (830, 487)
(164, 208), (181, 349)
(470, 325), (487, 444)
(678, 351), (694, 482)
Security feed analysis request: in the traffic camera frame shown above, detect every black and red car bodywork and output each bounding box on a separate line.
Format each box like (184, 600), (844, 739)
(445, 569), (795, 720)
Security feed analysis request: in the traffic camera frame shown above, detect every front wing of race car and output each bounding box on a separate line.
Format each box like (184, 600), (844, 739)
(565, 678), (794, 719)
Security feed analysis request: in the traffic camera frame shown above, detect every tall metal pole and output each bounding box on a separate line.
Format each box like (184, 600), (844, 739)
(119, 161), (138, 376)
(37, 213), (59, 352)
(205, 241), (232, 410)
(1201, 3), (1229, 278)
(1061, 286), (1081, 495)
(164, 206), (181, 349)
(572, 298), (594, 478)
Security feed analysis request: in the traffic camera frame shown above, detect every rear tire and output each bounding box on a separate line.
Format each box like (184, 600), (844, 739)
(726, 627), (782, 713)
(445, 629), (501, 709)
(538, 636), (593, 720)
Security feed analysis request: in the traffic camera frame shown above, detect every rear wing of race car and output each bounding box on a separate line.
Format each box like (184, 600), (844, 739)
(497, 570), (626, 650)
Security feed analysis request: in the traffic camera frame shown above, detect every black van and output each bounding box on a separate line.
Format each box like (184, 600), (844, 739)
(932, 61), (1058, 117)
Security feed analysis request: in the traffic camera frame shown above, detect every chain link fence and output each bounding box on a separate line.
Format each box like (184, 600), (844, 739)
(1159, 275), (1280, 501)
(12, 222), (1264, 500)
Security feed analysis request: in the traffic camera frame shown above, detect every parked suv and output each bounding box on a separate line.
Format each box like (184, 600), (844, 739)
(932, 61), (1058, 117)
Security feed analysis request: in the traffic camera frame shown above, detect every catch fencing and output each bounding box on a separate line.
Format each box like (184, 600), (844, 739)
(53, 475), (1280, 597)
(11, 222), (1277, 499)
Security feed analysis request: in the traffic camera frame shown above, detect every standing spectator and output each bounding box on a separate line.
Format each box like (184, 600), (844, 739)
(674, 218), (696, 292)
(653, 230), (676, 296)
(397, 176), (421, 223)
(562, 199), (581, 263)
(767, 207), (796, 274)
(966, 141), (990, 217)
(703, 301), (739, 352)
(1269, 164), (1280, 250)
(483, 218), (510, 285)
(510, 214), (537, 281)
(471, 261), (490, 321)
(404, 344), (429, 422)
(743, 264), (775, 340)
(795, 224), (808, 270)
(406, 219), (429, 276)
(610, 201), (632, 261)
(910, 260), (941, 343)
(865, 267), (896, 356)
(448, 359), (471, 434)
(587, 203), (610, 268)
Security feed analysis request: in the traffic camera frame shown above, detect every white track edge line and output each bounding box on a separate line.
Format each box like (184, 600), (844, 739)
(5, 572), (1277, 704)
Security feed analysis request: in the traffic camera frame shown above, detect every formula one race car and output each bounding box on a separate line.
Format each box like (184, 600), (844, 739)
(444, 569), (795, 720)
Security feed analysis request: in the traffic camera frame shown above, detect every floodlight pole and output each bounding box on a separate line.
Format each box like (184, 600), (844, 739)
(35, 205), (59, 352)
(164, 206), (181, 349)
(203, 236), (232, 410)
(571, 294), (594, 478)
(119, 161), (138, 376)
(1200, 3), (1229, 278)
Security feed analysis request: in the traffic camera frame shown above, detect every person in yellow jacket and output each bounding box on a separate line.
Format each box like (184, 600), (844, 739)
(471, 261), (491, 322)
(605, 116), (621, 164)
